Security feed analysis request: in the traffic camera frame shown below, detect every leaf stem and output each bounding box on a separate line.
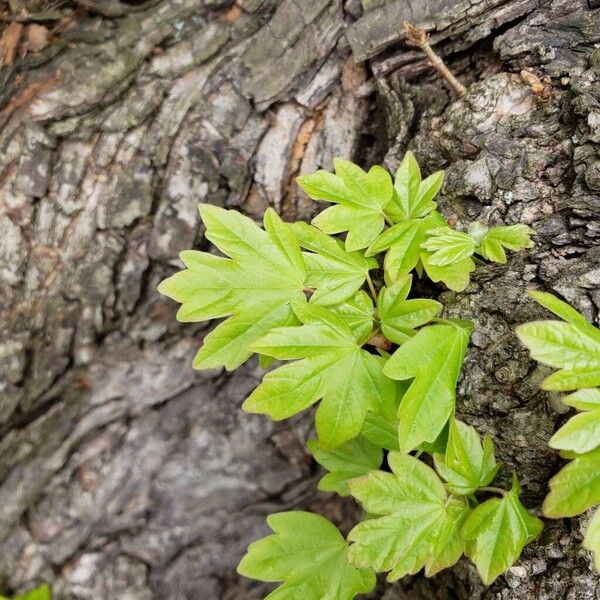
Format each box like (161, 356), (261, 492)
(478, 486), (507, 497)
(383, 213), (395, 227)
(366, 272), (378, 301)
(366, 330), (393, 351)
(404, 22), (466, 98)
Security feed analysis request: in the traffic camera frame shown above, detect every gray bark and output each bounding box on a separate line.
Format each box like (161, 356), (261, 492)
(0, 0), (599, 598)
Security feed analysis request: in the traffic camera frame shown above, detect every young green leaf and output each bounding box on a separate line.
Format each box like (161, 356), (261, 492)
(377, 276), (442, 345)
(290, 222), (377, 306)
(527, 291), (600, 341)
(462, 477), (543, 585)
(420, 252), (475, 293)
(383, 320), (473, 453)
(477, 223), (534, 264)
(0, 585), (52, 600)
(433, 420), (500, 496)
(308, 436), (383, 496)
(244, 304), (398, 448)
(516, 317), (600, 391)
(237, 511), (376, 599)
(549, 403), (600, 455)
(543, 446), (600, 517)
(421, 227), (477, 266)
(584, 507), (600, 571)
(329, 291), (375, 342)
(375, 220), (424, 284)
(297, 159), (393, 251)
(158, 205), (306, 371)
(562, 388), (600, 411)
(347, 453), (468, 581)
(388, 151), (443, 220)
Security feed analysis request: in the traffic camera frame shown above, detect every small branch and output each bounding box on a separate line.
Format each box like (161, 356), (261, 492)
(404, 22), (466, 98)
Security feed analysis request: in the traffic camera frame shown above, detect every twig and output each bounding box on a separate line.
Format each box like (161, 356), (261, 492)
(404, 21), (466, 98)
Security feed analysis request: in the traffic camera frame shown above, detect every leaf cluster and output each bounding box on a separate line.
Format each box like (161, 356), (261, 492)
(159, 153), (539, 598)
(517, 291), (600, 570)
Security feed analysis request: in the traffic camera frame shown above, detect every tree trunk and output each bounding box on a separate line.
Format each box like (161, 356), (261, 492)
(1, 0), (599, 598)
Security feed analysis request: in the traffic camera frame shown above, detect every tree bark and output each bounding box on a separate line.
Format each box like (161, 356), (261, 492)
(1, 0), (599, 598)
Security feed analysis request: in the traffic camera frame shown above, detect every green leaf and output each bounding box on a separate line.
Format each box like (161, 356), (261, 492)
(425, 497), (472, 577)
(543, 446), (600, 517)
(516, 319), (600, 391)
(421, 227), (477, 266)
(360, 379), (408, 451)
(391, 151), (421, 220)
(377, 221), (425, 284)
(417, 422), (449, 455)
(562, 388), (600, 411)
(244, 304), (398, 448)
(414, 171), (444, 219)
(329, 291), (375, 342)
(462, 477), (543, 585)
(297, 159), (393, 251)
(420, 252), (475, 292)
(308, 436), (383, 496)
(383, 321), (472, 453)
(158, 205), (306, 371)
(477, 223), (534, 264)
(347, 453), (468, 581)
(361, 412), (400, 451)
(237, 511), (376, 599)
(433, 420), (500, 496)
(1, 585), (52, 600)
(583, 507), (600, 572)
(291, 222), (377, 306)
(377, 276), (442, 345)
(550, 406), (600, 454)
(387, 152), (443, 220)
(527, 291), (600, 341)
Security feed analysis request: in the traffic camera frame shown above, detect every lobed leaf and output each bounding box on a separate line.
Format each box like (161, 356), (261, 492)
(421, 227), (477, 267)
(297, 159), (394, 251)
(291, 222), (377, 306)
(516, 321), (600, 391)
(477, 223), (534, 264)
(383, 321), (473, 453)
(388, 151), (443, 220)
(377, 276), (442, 345)
(308, 436), (383, 496)
(348, 453), (468, 581)
(238, 511), (376, 599)
(158, 205), (307, 371)
(244, 304), (399, 448)
(462, 477), (542, 585)
(433, 420), (500, 496)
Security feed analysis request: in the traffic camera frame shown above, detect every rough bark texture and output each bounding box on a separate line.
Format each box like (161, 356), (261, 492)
(1, 0), (599, 598)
